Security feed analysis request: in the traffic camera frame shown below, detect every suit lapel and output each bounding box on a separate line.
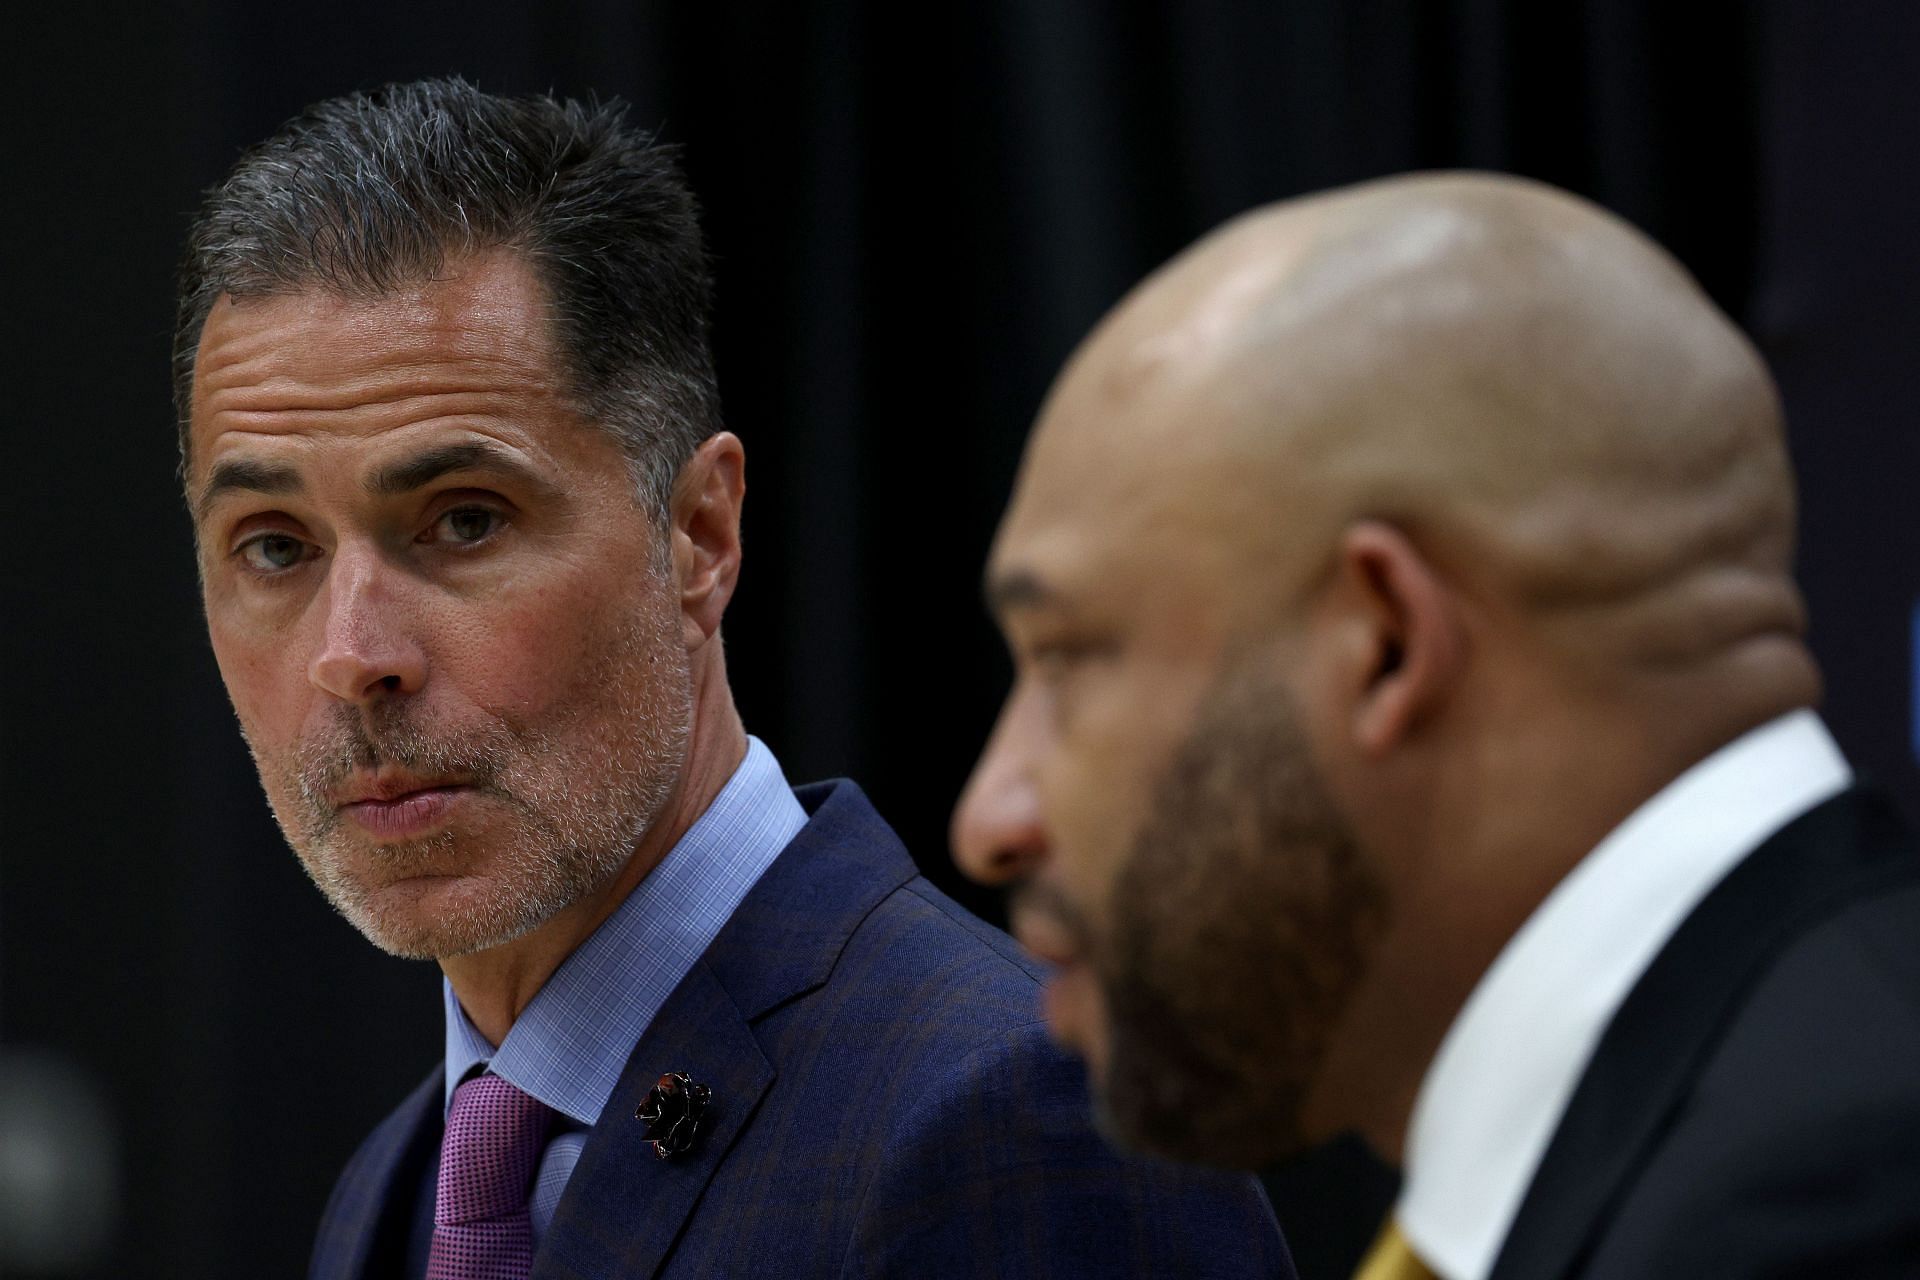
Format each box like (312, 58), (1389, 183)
(1488, 788), (1920, 1280)
(532, 960), (774, 1280)
(531, 780), (914, 1280)
(311, 1066), (443, 1280)
(699, 779), (919, 1018)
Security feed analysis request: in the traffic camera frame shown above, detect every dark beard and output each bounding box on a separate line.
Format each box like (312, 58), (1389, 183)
(1094, 656), (1388, 1169)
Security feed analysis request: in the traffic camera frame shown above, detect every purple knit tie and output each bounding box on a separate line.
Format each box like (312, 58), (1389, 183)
(427, 1073), (555, 1280)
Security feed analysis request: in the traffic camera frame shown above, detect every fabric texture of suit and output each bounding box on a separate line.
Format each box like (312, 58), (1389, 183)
(1488, 786), (1920, 1279)
(311, 779), (1294, 1279)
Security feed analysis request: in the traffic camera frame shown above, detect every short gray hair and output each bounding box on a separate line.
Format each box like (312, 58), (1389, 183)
(173, 77), (720, 517)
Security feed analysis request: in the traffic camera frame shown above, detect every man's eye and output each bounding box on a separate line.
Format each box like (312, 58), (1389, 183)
(1024, 636), (1115, 681)
(1028, 643), (1085, 678)
(237, 533), (310, 573)
(430, 506), (502, 545)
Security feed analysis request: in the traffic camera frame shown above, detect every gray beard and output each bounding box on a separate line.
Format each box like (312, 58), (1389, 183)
(249, 591), (692, 960)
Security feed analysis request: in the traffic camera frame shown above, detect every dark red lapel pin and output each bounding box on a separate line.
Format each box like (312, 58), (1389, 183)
(635, 1071), (711, 1161)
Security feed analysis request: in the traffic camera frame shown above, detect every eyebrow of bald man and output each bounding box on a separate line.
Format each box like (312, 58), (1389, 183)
(194, 439), (561, 525)
(985, 566), (1063, 619)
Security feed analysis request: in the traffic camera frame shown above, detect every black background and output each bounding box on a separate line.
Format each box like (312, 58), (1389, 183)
(4, 2), (1918, 1276)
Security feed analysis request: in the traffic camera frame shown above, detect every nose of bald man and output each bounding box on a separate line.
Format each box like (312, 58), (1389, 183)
(952, 695), (1049, 888)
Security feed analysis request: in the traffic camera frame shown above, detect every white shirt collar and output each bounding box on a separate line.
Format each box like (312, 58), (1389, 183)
(1397, 710), (1851, 1279)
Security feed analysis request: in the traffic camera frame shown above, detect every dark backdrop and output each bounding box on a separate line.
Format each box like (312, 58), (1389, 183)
(5, 2), (1917, 1276)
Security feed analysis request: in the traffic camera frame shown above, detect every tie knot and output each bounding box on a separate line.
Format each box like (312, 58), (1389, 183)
(436, 1073), (555, 1226)
(1354, 1218), (1438, 1280)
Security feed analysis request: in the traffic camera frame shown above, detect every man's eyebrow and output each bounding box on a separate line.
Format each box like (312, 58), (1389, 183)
(195, 458), (303, 524)
(985, 567), (1056, 616)
(365, 440), (549, 497)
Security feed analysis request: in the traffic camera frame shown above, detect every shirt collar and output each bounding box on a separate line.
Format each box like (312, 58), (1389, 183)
(1397, 710), (1851, 1280)
(441, 735), (808, 1123)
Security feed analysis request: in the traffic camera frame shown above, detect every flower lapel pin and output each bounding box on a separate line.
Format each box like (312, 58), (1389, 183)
(636, 1071), (712, 1161)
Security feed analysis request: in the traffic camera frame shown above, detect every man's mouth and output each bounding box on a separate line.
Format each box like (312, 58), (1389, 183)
(1015, 928), (1082, 971)
(1008, 893), (1087, 971)
(338, 783), (472, 840)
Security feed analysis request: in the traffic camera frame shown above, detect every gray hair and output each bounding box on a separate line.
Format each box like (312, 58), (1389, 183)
(173, 77), (720, 517)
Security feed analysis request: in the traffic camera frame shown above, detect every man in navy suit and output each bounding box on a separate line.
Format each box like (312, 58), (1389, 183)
(176, 78), (1290, 1278)
(954, 173), (1920, 1277)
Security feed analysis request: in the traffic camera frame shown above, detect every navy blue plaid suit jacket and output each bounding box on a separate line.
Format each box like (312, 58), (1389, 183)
(310, 779), (1294, 1278)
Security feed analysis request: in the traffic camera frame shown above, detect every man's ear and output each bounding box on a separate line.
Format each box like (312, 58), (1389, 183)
(670, 432), (746, 647)
(1320, 520), (1464, 757)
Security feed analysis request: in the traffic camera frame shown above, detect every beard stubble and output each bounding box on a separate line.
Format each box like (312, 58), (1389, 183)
(247, 570), (693, 960)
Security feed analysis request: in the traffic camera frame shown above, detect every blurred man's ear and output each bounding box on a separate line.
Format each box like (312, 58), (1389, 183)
(1317, 520), (1465, 758)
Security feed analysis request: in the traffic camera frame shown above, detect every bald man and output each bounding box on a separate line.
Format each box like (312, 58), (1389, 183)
(953, 172), (1920, 1280)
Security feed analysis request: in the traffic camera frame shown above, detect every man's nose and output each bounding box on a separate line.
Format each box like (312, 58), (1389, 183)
(951, 692), (1049, 887)
(307, 548), (428, 704)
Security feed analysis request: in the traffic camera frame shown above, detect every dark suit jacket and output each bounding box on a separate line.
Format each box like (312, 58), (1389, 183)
(1489, 787), (1920, 1278)
(310, 779), (1294, 1279)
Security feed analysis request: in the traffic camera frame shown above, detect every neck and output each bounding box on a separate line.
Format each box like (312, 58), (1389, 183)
(1305, 643), (1820, 1164)
(441, 642), (748, 1046)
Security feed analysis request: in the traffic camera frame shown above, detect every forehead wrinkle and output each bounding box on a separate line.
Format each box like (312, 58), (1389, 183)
(191, 327), (564, 482)
(192, 263), (560, 420)
(196, 337), (557, 411)
(202, 387), (559, 439)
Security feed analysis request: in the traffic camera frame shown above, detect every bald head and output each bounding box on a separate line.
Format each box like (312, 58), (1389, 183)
(958, 174), (1823, 1166)
(1008, 172), (1800, 676)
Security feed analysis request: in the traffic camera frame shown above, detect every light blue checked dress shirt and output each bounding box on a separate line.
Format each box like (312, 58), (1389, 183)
(441, 735), (807, 1240)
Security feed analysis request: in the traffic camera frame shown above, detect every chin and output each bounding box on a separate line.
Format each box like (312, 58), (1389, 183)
(1041, 970), (1105, 1058)
(1095, 1087), (1308, 1172)
(1093, 1016), (1314, 1171)
(353, 899), (545, 961)
(327, 865), (554, 961)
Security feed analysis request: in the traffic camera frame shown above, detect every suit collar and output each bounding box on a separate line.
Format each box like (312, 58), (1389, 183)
(1487, 786), (1920, 1280)
(1400, 711), (1851, 1278)
(693, 778), (919, 1019)
(530, 778), (914, 1279)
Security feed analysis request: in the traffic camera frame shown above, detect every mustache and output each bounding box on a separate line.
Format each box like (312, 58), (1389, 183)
(294, 704), (508, 810)
(1008, 879), (1094, 948)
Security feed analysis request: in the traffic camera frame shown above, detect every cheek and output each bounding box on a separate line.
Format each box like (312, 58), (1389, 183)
(206, 609), (308, 750)
(1042, 658), (1213, 914)
(432, 568), (659, 718)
